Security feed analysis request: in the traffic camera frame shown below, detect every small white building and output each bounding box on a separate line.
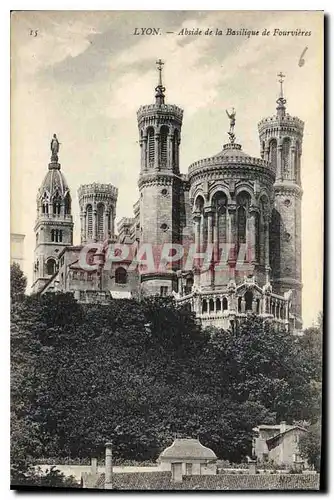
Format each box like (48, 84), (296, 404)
(158, 438), (217, 476)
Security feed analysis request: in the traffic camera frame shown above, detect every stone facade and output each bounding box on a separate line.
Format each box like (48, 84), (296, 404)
(33, 65), (303, 331)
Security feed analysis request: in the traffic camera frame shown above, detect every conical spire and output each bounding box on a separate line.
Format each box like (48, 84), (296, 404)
(276, 72), (287, 118)
(155, 59), (166, 105)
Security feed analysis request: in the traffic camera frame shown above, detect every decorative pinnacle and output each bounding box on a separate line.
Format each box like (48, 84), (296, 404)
(155, 58), (166, 105)
(276, 72), (287, 116)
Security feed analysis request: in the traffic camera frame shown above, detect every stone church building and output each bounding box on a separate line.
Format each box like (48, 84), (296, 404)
(32, 63), (303, 331)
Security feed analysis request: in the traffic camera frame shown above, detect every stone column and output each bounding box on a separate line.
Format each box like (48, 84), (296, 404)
(264, 140), (270, 162)
(277, 139), (283, 181)
(140, 139), (144, 170)
(154, 133), (159, 169)
(248, 207), (258, 264)
(91, 458), (97, 475)
(104, 210), (109, 240)
(213, 211), (219, 263)
(200, 213), (205, 254)
(228, 205), (237, 263)
(80, 210), (85, 244)
(168, 133), (173, 170)
(241, 297), (246, 313)
(290, 142), (296, 181)
(92, 207), (97, 242)
(105, 442), (113, 490)
(207, 211), (213, 248)
(194, 213), (201, 253)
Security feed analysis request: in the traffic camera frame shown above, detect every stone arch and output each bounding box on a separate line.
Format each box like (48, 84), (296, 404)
(194, 194), (205, 212)
(209, 184), (231, 206)
(216, 297), (221, 312)
(115, 266), (128, 285)
(223, 297), (228, 310)
(235, 184), (255, 205)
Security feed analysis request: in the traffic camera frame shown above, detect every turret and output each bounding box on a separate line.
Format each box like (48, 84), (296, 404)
(258, 74), (304, 329)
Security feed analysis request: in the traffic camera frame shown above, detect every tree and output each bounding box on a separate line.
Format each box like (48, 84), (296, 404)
(10, 263), (27, 302)
(11, 294), (322, 472)
(299, 420), (321, 471)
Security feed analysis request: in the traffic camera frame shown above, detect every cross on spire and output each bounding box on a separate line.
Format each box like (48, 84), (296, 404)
(156, 58), (164, 87)
(155, 58), (166, 105)
(276, 71), (287, 117)
(277, 71), (285, 98)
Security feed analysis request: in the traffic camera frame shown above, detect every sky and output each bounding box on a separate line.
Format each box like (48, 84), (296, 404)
(10, 10), (323, 327)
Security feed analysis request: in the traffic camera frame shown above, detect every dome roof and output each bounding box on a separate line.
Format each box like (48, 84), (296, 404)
(39, 165), (70, 199)
(159, 438), (217, 461)
(213, 142), (250, 159)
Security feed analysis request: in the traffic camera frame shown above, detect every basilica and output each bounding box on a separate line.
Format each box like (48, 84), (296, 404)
(32, 62), (303, 331)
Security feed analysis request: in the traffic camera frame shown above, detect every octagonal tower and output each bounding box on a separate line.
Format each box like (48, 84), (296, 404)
(137, 60), (185, 295)
(78, 183), (118, 244)
(258, 74), (304, 329)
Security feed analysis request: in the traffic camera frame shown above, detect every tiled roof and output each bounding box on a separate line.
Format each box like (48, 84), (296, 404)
(159, 438), (217, 460)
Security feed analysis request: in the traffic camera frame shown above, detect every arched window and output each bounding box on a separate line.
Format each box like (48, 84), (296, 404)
(147, 127), (155, 165)
(216, 298), (221, 312)
(245, 290), (253, 311)
(282, 138), (291, 179)
(53, 192), (61, 215)
(97, 203), (105, 239)
(212, 192), (227, 245)
(269, 139), (277, 171)
(86, 204), (93, 239)
(202, 300), (207, 314)
(160, 126), (169, 165)
(115, 267), (127, 284)
(46, 258), (57, 275)
(223, 297), (228, 311)
(209, 299), (214, 313)
(195, 195), (204, 212)
(64, 193), (71, 215)
(51, 229), (55, 242)
(59, 230), (63, 243)
(236, 192), (251, 254)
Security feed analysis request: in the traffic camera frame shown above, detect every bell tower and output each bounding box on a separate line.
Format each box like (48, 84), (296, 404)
(32, 135), (73, 293)
(137, 60), (184, 295)
(258, 74), (304, 329)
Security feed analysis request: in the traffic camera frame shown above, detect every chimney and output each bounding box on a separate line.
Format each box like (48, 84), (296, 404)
(91, 457), (97, 475)
(105, 442), (113, 490)
(280, 421), (287, 434)
(171, 462), (183, 483)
